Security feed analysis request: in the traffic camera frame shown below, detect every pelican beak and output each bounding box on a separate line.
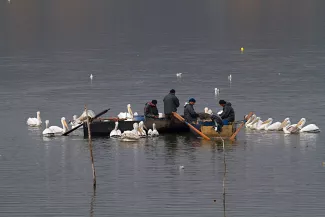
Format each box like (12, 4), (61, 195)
(296, 120), (304, 128)
(63, 120), (69, 130)
(143, 125), (148, 130)
(138, 128), (143, 134)
(279, 120), (287, 129)
(261, 119), (271, 125)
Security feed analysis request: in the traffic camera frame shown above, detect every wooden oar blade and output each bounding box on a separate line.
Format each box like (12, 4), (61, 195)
(229, 112), (254, 141)
(172, 112), (211, 141)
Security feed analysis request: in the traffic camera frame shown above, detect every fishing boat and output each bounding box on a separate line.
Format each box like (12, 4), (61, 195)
(83, 115), (236, 138)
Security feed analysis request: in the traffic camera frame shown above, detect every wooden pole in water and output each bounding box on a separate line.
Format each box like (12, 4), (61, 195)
(85, 105), (96, 188)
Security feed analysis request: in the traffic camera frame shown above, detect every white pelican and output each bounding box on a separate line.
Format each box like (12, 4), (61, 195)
(176, 73), (182, 77)
(217, 109), (223, 115)
(250, 117), (263, 130)
(148, 123), (159, 137)
(256, 118), (273, 130)
(204, 107), (209, 113)
(120, 123), (141, 141)
(118, 104), (134, 120)
(70, 115), (83, 128)
(49, 117), (69, 134)
(266, 117), (289, 131)
(283, 118), (305, 134)
(27, 111), (42, 127)
(245, 114), (257, 128)
(42, 120), (54, 137)
(110, 121), (122, 137)
(90, 74), (93, 80)
(215, 88), (220, 95)
(138, 121), (147, 137)
(297, 118), (320, 133)
(228, 74), (232, 82)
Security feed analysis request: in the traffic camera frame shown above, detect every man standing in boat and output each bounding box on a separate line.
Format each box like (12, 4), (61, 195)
(184, 98), (199, 124)
(144, 100), (159, 119)
(163, 89), (180, 119)
(218, 100), (235, 125)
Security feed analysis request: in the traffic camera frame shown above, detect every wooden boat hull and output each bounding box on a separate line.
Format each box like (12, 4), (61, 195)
(84, 117), (236, 138)
(83, 117), (189, 137)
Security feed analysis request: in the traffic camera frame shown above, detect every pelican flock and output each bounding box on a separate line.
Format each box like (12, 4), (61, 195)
(245, 115), (320, 134)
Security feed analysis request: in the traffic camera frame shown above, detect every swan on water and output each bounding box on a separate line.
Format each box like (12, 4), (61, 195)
(120, 123), (141, 141)
(27, 111), (42, 127)
(215, 88), (220, 95)
(49, 117), (69, 134)
(110, 121), (122, 137)
(256, 118), (273, 130)
(148, 123), (159, 137)
(138, 121), (147, 137)
(42, 120), (55, 137)
(176, 73), (182, 77)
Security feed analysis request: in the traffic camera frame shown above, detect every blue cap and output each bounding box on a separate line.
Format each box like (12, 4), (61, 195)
(189, 98), (196, 102)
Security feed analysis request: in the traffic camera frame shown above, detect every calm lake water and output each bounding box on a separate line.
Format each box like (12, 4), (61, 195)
(1, 0), (325, 216)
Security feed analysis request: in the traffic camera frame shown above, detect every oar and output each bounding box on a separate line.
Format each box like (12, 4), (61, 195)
(62, 108), (110, 136)
(172, 112), (211, 141)
(229, 112), (253, 141)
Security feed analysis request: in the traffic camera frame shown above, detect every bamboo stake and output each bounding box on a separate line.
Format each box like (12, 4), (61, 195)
(85, 105), (96, 188)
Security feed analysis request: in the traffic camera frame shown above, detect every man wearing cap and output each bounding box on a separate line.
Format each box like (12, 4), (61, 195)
(163, 89), (180, 118)
(218, 99), (235, 125)
(144, 100), (159, 119)
(184, 98), (199, 124)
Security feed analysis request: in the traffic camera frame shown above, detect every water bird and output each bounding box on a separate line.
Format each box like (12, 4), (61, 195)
(42, 120), (55, 137)
(256, 118), (273, 130)
(176, 73), (182, 77)
(228, 74), (232, 82)
(138, 121), (147, 137)
(179, 165), (184, 169)
(215, 88), (220, 95)
(110, 121), (122, 137)
(283, 118), (305, 134)
(204, 107), (209, 113)
(118, 104), (134, 119)
(266, 117), (289, 131)
(148, 123), (159, 137)
(49, 117), (69, 134)
(90, 74), (93, 80)
(298, 118), (320, 133)
(245, 114), (257, 128)
(120, 123), (141, 141)
(27, 111), (42, 127)
(70, 115), (83, 128)
(249, 117), (263, 130)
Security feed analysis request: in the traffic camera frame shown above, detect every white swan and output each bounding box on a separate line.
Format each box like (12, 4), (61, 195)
(49, 117), (69, 134)
(120, 123), (141, 141)
(300, 123), (320, 133)
(42, 120), (54, 137)
(257, 118), (273, 130)
(148, 123), (159, 137)
(110, 121), (122, 137)
(27, 111), (42, 127)
(138, 121), (147, 137)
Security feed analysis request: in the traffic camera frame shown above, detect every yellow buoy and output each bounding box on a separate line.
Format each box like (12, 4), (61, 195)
(240, 47), (244, 52)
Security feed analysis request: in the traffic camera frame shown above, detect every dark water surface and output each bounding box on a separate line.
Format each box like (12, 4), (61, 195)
(1, 0), (325, 216)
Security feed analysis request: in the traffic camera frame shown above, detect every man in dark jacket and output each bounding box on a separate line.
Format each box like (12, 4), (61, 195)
(219, 100), (235, 125)
(144, 100), (159, 118)
(163, 89), (180, 118)
(184, 98), (199, 124)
